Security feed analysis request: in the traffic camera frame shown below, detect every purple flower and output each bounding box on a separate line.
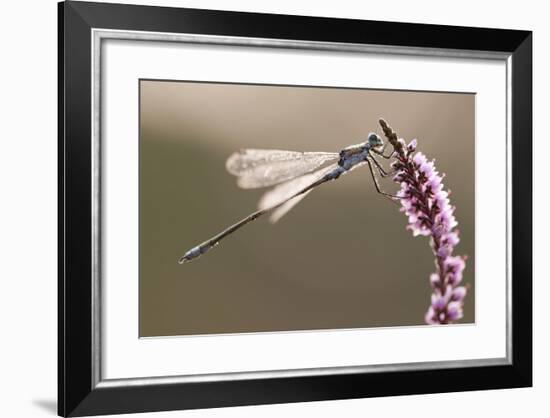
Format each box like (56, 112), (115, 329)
(379, 119), (469, 325)
(444, 256), (466, 286)
(446, 302), (464, 321)
(425, 306), (438, 325)
(451, 286), (468, 302)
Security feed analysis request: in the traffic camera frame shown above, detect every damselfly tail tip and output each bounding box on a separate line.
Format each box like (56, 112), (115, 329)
(178, 246), (202, 264)
(178, 253), (197, 264)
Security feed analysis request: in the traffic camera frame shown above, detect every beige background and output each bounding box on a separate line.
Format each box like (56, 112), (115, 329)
(139, 80), (475, 337)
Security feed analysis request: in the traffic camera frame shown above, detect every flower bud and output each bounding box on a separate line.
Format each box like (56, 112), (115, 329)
(446, 302), (464, 321)
(451, 286), (467, 302)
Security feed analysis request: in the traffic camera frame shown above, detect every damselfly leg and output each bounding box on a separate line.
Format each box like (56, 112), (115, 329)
(366, 157), (402, 203)
(370, 153), (397, 178)
(372, 145), (396, 160)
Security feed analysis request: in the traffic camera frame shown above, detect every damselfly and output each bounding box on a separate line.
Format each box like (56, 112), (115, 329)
(179, 132), (396, 263)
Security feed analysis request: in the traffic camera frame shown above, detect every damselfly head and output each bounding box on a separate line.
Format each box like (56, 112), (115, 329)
(367, 132), (384, 150)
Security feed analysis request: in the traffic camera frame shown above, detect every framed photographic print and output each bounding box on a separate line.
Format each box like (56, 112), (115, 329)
(58, 1), (532, 416)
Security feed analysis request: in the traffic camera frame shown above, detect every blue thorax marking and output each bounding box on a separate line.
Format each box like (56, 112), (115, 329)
(322, 142), (372, 181)
(338, 142), (371, 171)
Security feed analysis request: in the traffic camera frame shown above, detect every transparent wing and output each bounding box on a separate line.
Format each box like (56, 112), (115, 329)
(226, 149), (339, 189)
(268, 193), (311, 224)
(258, 164), (338, 223)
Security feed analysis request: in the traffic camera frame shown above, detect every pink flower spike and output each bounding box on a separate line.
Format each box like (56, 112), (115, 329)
(387, 131), (468, 325)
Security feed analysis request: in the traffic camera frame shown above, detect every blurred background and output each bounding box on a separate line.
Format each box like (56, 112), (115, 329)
(139, 80), (475, 337)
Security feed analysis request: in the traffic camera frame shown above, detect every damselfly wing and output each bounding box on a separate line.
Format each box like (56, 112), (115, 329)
(257, 163), (340, 223)
(226, 149), (339, 188)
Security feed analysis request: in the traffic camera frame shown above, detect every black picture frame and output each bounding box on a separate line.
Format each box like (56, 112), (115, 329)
(58, 1), (532, 416)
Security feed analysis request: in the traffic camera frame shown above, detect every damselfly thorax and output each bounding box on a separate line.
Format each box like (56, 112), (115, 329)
(338, 142), (376, 170)
(179, 132), (397, 263)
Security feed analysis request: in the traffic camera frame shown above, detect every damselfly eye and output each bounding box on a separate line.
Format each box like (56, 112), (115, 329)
(368, 133), (383, 147)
